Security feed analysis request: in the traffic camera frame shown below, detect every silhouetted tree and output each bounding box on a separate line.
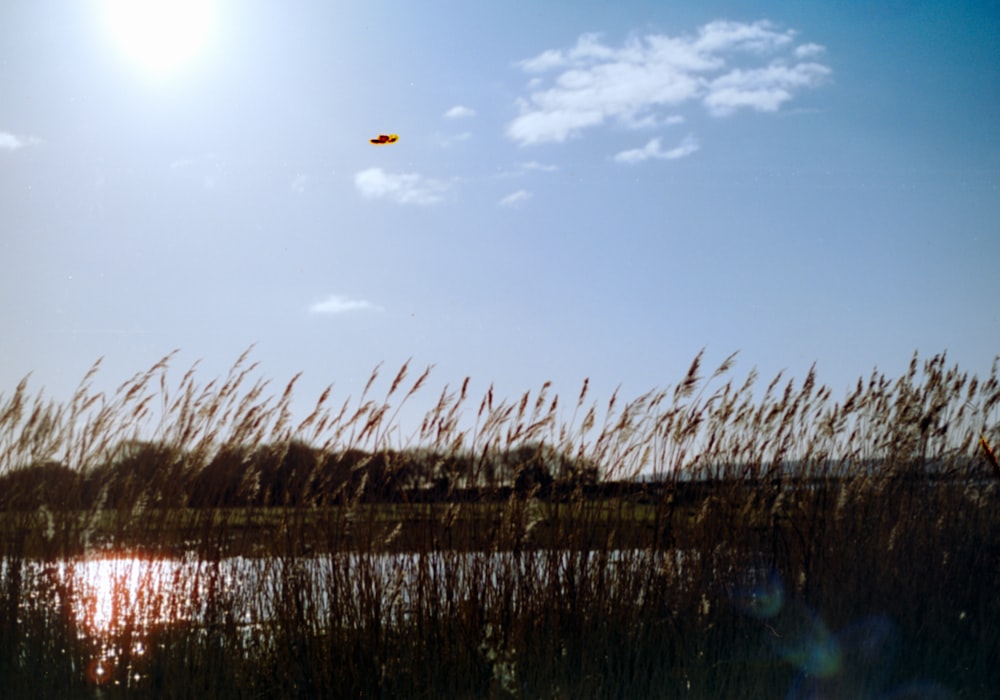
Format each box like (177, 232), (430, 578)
(188, 445), (261, 508)
(86, 441), (186, 509)
(0, 460), (81, 510)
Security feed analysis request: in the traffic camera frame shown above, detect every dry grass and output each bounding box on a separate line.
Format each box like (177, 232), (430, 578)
(0, 349), (998, 698)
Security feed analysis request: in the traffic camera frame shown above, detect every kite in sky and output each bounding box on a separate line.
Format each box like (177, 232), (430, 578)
(370, 134), (399, 145)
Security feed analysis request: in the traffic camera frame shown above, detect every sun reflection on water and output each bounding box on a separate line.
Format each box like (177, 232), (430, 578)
(65, 555), (197, 634)
(51, 553), (215, 689)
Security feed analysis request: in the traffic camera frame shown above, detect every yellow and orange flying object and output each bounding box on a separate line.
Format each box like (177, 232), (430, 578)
(369, 133), (399, 145)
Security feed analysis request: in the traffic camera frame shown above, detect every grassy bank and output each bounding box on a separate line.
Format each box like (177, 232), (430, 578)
(1, 350), (998, 697)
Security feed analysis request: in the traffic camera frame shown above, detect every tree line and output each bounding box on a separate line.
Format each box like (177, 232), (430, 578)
(0, 440), (602, 510)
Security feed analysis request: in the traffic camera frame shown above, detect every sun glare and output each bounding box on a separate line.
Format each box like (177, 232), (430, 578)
(103, 0), (214, 76)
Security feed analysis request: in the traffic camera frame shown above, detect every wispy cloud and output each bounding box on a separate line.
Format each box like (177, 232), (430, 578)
(0, 130), (41, 151)
(621, 113), (686, 130)
(497, 160), (559, 178)
(308, 294), (383, 315)
(354, 167), (451, 205)
(518, 160), (558, 173)
(290, 173), (308, 194)
(507, 20), (830, 146)
(444, 105), (476, 119)
(794, 43), (826, 59)
(499, 189), (533, 207)
(614, 135), (700, 164)
(703, 63), (830, 116)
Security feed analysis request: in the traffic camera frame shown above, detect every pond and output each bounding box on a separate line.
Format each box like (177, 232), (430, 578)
(0, 549), (963, 697)
(7, 548), (693, 691)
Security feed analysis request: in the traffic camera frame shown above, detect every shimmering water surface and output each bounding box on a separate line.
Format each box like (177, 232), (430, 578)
(5, 551), (958, 697)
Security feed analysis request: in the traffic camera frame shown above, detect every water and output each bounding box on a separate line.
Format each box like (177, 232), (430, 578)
(9, 548), (689, 632)
(3, 550), (958, 696)
(5, 547), (684, 688)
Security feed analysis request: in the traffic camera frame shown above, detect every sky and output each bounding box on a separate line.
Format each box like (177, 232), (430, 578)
(2, 0), (999, 441)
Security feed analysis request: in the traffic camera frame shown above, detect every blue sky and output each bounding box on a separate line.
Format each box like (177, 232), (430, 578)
(2, 0), (998, 437)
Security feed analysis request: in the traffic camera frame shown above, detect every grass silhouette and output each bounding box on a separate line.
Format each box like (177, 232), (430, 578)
(0, 349), (997, 697)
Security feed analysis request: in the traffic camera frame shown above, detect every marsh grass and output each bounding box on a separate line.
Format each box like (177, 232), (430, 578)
(0, 349), (998, 698)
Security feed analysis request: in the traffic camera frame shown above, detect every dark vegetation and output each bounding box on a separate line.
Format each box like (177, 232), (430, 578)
(0, 440), (601, 511)
(1, 349), (998, 698)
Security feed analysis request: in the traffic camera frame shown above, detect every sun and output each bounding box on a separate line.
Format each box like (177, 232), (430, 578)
(103, 0), (214, 76)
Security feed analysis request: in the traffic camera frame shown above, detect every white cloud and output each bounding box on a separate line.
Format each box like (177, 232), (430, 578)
(508, 106), (607, 145)
(0, 131), (41, 150)
(518, 48), (567, 73)
(621, 113), (686, 129)
(290, 173), (308, 194)
(704, 62), (831, 116)
(694, 20), (794, 55)
(794, 43), (826, 59)
(354, 167), (451, 205)
(444, 105), (476, 119)
(517, 33), (631, 73)
(308, 295), (383, 315)
(614, 135), (700, 164)
(519, 160), (558, 173)
(507, 20), (830, 146)
(499, 189), (533, 207)
(496, 160), (559, 178)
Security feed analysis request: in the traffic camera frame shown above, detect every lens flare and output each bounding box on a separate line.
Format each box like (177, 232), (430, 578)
(731, 568), (786, 619)
(732, 570), (956, 699)
(770, 601), (843, 680)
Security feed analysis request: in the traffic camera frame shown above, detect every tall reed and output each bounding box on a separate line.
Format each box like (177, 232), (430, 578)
(0, 349), (997, 697)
